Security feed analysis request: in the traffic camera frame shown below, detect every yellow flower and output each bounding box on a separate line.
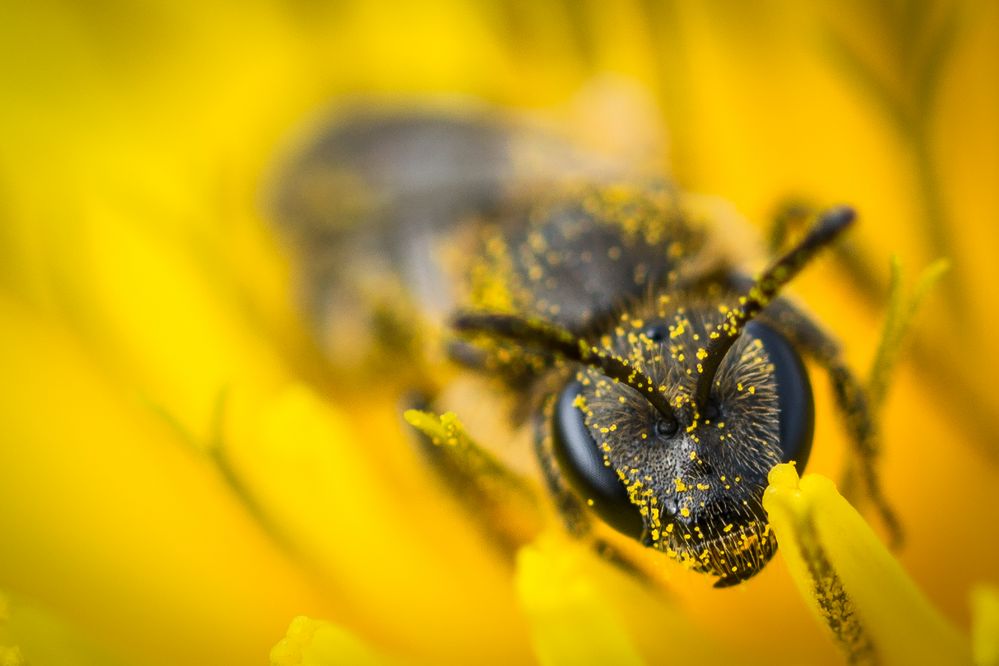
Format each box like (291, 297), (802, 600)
(269, 462), (999, 665)
(1, 1), (997, 664)
(764, 463), (971, 665)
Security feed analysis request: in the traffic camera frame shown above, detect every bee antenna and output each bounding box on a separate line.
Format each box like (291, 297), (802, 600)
(692, 206), (856, 411)
(452, 312), (679, 425)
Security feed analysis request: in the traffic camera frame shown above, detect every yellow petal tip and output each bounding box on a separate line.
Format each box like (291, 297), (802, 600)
(767, 461), (800, 491)
(271, 616), (389, 666)
(270, 616), (319, 666)
(401, 409), (422, 426)
(972, 584), (999, 666)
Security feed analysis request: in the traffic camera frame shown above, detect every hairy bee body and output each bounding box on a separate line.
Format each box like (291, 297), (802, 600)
(456, 184), (803, 584)
(273, 106), (848, 587)
(272, 108), (647, 360)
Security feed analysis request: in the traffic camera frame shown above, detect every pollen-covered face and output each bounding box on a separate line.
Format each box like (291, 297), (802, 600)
(552, 302), (815, 586)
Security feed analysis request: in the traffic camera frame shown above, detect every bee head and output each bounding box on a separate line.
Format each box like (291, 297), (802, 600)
(552, 307), (812, 585)
(454, 206), (852, 586)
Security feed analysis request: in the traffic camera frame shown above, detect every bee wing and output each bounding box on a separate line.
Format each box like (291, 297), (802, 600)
(269, 103), (641, 362)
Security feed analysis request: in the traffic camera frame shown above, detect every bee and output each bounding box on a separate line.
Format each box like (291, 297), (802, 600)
(271, 104), (896, 587)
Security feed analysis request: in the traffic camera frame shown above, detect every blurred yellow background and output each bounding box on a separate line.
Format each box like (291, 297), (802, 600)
(1, 1), (997, 664)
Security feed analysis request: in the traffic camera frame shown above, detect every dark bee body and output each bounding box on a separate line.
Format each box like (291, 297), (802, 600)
(463, 183), (708, 331)
(272, 107), (882, 588)
(454, 183), (815, 585)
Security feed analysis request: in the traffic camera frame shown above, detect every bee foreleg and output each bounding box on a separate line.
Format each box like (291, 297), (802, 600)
(763, 302), (903, 547)
(824, 360), (903, 547)
(404, 404), (543, 557)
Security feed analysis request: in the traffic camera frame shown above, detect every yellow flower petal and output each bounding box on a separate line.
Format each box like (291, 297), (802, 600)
(0, 599), (22, 666)
(764, 463), (970, 665)
(0, 299), (333, 665)
(270, 617), (389, 666)
(0, 589), (122, 666)
(516, 536), (645, 666)
(0, 647), (25, 666)
(972, 585), (999, 666)
(232, 386), (534, 662)
(515, 533), (750, 666)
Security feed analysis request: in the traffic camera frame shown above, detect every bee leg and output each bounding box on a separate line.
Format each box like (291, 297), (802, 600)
(404, 400), (544, 558)
(763, 302), (903, 547)
(824, 362), (903, 547)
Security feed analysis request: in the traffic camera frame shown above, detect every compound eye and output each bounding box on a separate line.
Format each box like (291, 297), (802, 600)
(745, 321), (815, 469)
(551, 381), (645, 540)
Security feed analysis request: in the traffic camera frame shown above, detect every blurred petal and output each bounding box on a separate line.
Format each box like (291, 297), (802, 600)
(231, 386), (534, 662)
(516, 536), (645, 666)
(867, 256), (950, 410)
(515, 533), (749, 666)
(764, 463), (970, 664)
(0, 590), (122, 666)
(0, 298), (333, 665)
(270, 617), (389, 666)
(972, 585), (999, 666)
(0, 647), (25, 666)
